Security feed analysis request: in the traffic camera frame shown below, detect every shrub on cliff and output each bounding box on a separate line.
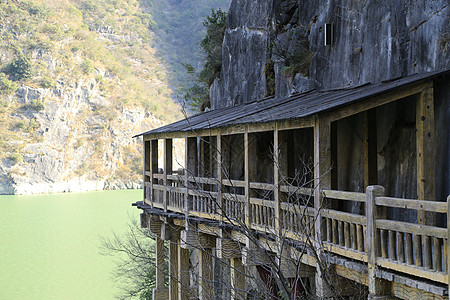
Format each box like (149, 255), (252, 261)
(181, 9), (227, 112)
(9, 56), (34, 81)
(0, 73), (17, 95)
(8, 153), (23, 165)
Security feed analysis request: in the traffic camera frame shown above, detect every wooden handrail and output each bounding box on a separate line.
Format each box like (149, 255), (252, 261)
(322, 209), (366, 225)
(376, 219), (447, 239)
(375, 196), (447, 213)
(223, 193), (245, 202)
(279, 202), (314, 216)
(280, 185), (314, 196)
(323, 190), (366, 202)
(249, 197), (276, 208)
(250, 182), (275, 190)
(188, 176), (219, 185)
(221, 179), (245, 187)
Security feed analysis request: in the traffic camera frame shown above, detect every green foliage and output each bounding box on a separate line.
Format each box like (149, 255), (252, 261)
(81, 60), (94, 75)
(180, 9), (227, 112)
(39, 76), (56, 89)
(28, 99), (45, 111)
(0, 73), (17, 95)
(14, 121), (28, 131)
(9, 56), (34, 81)
(282, 48), (313, 77)
(8, 153), (23, 165)
(199, 8), (227, 86)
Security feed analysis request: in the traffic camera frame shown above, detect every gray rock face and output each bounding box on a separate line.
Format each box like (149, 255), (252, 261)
(210, 0), (449, 109)
(0, 77), (162, 195)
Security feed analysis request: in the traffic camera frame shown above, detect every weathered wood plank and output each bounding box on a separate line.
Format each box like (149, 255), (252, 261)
(377, 258), (447, 284)
(221, 179), (246, 187)
(169, 241), (178, 300)
(376, 220), (447, 239)
(363, 109), (378, 188)
(416, 86), (436, 226)
(323, 189), (366, 202)
(321, 209), (366, 225)
(375, 196), (446, 213)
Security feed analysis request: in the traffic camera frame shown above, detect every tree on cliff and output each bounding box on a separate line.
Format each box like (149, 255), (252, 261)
(181, 8), (227, 112)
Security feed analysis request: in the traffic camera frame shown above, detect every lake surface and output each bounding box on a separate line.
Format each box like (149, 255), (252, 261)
(0, 189), (142, 300)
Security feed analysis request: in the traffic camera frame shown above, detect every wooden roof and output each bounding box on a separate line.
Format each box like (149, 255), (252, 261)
(135, 69), (449, 137)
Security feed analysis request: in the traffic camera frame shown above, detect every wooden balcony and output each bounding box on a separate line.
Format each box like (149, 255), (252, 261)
(135, 75), (450, 299)
(141, 169), (450, 299)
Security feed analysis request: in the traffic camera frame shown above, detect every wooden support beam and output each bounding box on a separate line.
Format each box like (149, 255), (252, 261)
(149, 218), (163, 236)
(216, 238), (242, 259)
(181, 229), (198, 249)
(161, 220), (181, 242)
(150, 139), (158, 207)
(313, 115), (333, 298)
(244, 129), (250, 227)
(144, 140), (151, 204)
(217, 134), (223, 222)
(241, 246), (271, 266)
(169, 241), (179, 300)
(230, 257), (246, 300)
(164, 138), (173, 212)
(178, 244), (190, 300)
(198, 248), (213, 300)
(416, 87), (435, 226)
(366, 185), (391, 297)
(363, 109), (378, 189)
(153, 236), (168, 300)
(140, 212), (150, 229)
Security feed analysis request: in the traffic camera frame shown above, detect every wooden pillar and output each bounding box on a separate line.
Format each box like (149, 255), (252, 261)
(244, 129), (250, 227)
(230, 257), (246, 300)
(178, 244), (190, 300)
(150, 139), (158, 207)
(366, 185), (390, 297)
(153, 237), (169, 300)
(164, 138), (173, 211)
(217, 134), (223, 222)
(144, 140), (151, 204)
(416, 87), (435, 226)
(447, 195), (450, 296)
(169, 241), (179, 300)
(274, 126), (281, 237)
(363, 109), (378, 189)
(313, 115), (333, 298)
(198, 248), (213, 300)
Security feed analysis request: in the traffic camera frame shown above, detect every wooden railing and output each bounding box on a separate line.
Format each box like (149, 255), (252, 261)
(145, 175), (450, 286)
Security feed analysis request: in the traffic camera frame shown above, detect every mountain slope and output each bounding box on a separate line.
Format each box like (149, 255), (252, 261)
(0, 0), (182, 194)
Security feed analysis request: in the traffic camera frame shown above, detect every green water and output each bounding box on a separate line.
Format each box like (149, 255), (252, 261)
(0, 189), (142, 300)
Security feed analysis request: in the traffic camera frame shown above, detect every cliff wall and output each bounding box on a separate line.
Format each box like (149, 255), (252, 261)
(210, 0), (449, 201)
(211, 0), (449, 108)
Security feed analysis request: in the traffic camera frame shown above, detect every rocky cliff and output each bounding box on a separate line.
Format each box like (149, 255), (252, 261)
(209, 0), (449, 201)
(211, 0), (449, 108)
(0, 0), (177, 194)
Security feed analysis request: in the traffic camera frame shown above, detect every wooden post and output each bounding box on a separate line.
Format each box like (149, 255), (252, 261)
(169, 241), (179, 300)
(274, 125), (281, 237)
(178, 243), (190, 300)
(164, 138), (173, 212)
(198, 248), (213, 300)
(447, 195), (450, 296)
(150, 139), (158, 207)
(366, 185), (390, 297)
(153, 236), (169, 300)
(416, 87), (435, 226)
(186, 137), (198, 217)
(217, 134), (223, 222)
(313, 115), (333, 298)
(363, 110), (378, 189)
(230, 257), (246, 300)
(144, 140), (151, 204)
